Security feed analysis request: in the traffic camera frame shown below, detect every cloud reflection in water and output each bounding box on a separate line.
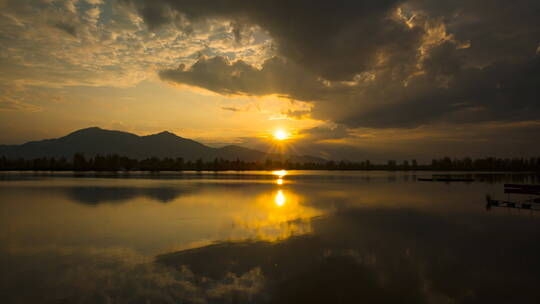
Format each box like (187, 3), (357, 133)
(2, 172), (540, 303)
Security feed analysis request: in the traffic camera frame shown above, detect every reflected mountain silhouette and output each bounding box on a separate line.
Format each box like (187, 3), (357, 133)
(3, 172), (540, 303)
(64, 182), (267, 205)
(66, 186), (192, 204)
(157, 207), (540, 303)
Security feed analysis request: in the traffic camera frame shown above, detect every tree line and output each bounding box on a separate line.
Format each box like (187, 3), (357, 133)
(0, 154), (539, 172)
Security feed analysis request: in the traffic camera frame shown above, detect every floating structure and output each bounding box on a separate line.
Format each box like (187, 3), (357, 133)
(417, 175), (475, 182)
(503, 184), (540, 195)
(486, 184), (540, 211)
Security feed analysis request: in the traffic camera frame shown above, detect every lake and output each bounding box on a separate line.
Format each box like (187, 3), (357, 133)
(1, 171), (539, 303)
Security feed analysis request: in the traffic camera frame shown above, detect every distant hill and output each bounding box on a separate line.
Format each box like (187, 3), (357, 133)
(0, 127), (325, 163)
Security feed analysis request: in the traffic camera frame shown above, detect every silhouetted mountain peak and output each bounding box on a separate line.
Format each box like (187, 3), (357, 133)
(0, 127), (326, 162)
(220, 145), (242, 150)
(219, 145), (259, 153)
(143, 131), (192, 143)
(153, 131), (177, 137)
(62, 127), (139, 142)
(66, 127), (103, 136)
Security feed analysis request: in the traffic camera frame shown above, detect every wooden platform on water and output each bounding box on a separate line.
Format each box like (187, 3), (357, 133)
(417, 177), (475, 182)
(486, 184), (540, 211)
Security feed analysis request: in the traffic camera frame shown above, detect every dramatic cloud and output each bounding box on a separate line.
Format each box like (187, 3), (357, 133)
(298, 125), (351, 142)
(127, 0), (540, 129)
(0, 0), (273, 89)
(1, 0), (539, 158)
(160, 56), (323, 100)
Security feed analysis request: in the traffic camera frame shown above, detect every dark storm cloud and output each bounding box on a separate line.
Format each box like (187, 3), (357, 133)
(298, 125), (350, 141)
(121, 0), (413, 80)
(160, 56), (324, 100)
(53, 21), (78, 37)
(409, 0), (540, 64)
(124, 0), (540, 129)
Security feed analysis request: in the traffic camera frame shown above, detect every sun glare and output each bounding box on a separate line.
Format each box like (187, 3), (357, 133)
(272, 170), (287, 177)
(274, 129), (289, 141)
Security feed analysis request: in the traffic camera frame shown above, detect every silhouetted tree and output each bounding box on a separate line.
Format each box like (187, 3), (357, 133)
(0, 154), (539, 172)
(73, 153), (87, 171)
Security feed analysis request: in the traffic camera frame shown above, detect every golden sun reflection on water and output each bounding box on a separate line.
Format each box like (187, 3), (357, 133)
(231, 188), (322, 242)
(275, 190), (286, 206)
(272, 170), (287, 177)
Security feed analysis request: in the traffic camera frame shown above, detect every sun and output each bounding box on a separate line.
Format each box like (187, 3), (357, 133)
(273, 129), (289, 141)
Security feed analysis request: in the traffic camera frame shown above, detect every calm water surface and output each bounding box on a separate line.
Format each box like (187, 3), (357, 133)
(1, 171), (539, 303)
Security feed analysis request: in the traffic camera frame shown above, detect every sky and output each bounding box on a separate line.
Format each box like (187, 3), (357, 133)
(0, 0), (539, 161)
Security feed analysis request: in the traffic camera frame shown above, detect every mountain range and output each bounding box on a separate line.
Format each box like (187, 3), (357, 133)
(0, 127), (324, 163)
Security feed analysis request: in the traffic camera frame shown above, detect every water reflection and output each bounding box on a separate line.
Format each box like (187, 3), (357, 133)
(275, 190), (286, 206)
(158, 206), (540, 303)
(231, 187), (321, 241)
(2, 172), (540, 303)
(67, 186), (190, 204)
(272, 170), (287, 178)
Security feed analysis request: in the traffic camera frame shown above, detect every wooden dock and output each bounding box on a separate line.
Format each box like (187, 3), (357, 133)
(486, 184), (540, 211)
(418, 177), (474, 182)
